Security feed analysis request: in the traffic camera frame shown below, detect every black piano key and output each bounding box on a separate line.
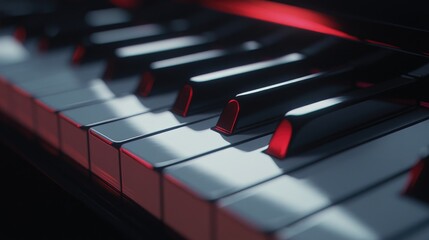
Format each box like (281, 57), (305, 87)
(0, 0), (56, 28)
(215, 52), (428, 135)
(12, 0), (119, 41)
(141, 29), (321, 96)
(164, 110), (429, 240)
(74, 9), (223, 64)
(266, 76), (420, 159)
(38, 7), (135, 50)
(103, 18), (275, 80)
(172, 38), (374, 117)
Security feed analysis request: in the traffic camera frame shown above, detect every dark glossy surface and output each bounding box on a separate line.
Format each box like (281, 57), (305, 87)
(172, 38), (375, 116)
(267, 76), (420, 158)
(215, 52), (428, 135)
(144, 29), (319, 96)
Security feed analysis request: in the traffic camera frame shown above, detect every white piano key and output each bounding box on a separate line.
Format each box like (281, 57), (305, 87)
(401, 224), (429, 240)
(120, 119), (276, 219)
(214, 111), (429, 240)
(279, 175), (429, 240)
(34, 77), (139, 148)
(8, 62), (104, 130)
(0, 36), (29, 65)
(161, 109), (429, 240)
(59, 93), (176, 169)
(0, 47), (72, 113)
(89, 110), (216, 190)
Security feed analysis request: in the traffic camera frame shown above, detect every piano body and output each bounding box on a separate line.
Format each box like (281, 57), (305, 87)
(1, 0), (429, 239)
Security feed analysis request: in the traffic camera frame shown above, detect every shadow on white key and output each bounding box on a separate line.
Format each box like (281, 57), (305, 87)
(162, 109), (429, 240)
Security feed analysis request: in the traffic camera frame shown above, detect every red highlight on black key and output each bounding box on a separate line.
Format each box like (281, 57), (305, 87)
(14, 26), (27, 43)
(72, 44), (86, 65)
(214, 99), (240, 135)
(138, 71), (155, 97)
(404, 150), (429, 202)
(266, 119), (293, 159)
(172, 84), (193, 117)
(110, 0), (140, 9)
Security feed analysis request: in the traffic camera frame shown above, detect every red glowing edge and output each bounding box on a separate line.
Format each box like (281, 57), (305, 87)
(366, 39), (399, 49)
(355, 81), (374, 88)
(120, 148), (154, 170)
(34, 99), (56, 114)
(12, 85), (31, 98)
(266, 119), (293, 159)
(404, 160), (425, 193)
(172, 84), (193, 117)
(420, 102), (429, 109)
(59, 113), (82, 128)
(14, 26), (27, 43)
(139, 71), (155, 97)
(90, 129), (113, 145)
(72, 44), (86, 65)
(110, 0), (140, 8)
(202, 0), (358, 41)
(214, 99), (240, 135)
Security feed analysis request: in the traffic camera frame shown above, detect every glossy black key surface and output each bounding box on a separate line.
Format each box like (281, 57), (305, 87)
(38, 7), (135, 50)
(1, 0), (108, 40)
(103, 17), (275, 79)
(214, 52), (428, 135)
(266, 76), (422, 159)
(74, 9), (222, 64)
(172, 38), (374, 117)
(141, 29), (320, 96)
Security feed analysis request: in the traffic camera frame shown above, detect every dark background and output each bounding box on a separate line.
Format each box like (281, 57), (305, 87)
(0, 143), (126, 240)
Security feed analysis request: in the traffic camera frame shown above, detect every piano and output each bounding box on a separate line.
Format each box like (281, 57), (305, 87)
(1, 0), (429, 239)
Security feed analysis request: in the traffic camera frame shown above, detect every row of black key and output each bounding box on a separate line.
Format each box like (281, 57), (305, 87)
(1, 1), (429, 240)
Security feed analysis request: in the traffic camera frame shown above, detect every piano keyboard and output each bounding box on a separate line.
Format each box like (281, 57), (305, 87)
(2, 0), (429, 239)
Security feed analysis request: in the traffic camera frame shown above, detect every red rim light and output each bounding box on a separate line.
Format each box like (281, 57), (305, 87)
(14, 27), (27, 43)
(110, 0), (140, 8)
(121, 148), (153, 170)
(266, 119), (293, 159)
(355, 81), (374, 88)
(139, 71), (155, 97)
(404, 160), (425, 194)
(203, 0), (357, 41)
(72, 45), (86, 65)
(214, 99), (240, 135)
(172, 84), (193, 117)
(420, 102), (429, 109)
